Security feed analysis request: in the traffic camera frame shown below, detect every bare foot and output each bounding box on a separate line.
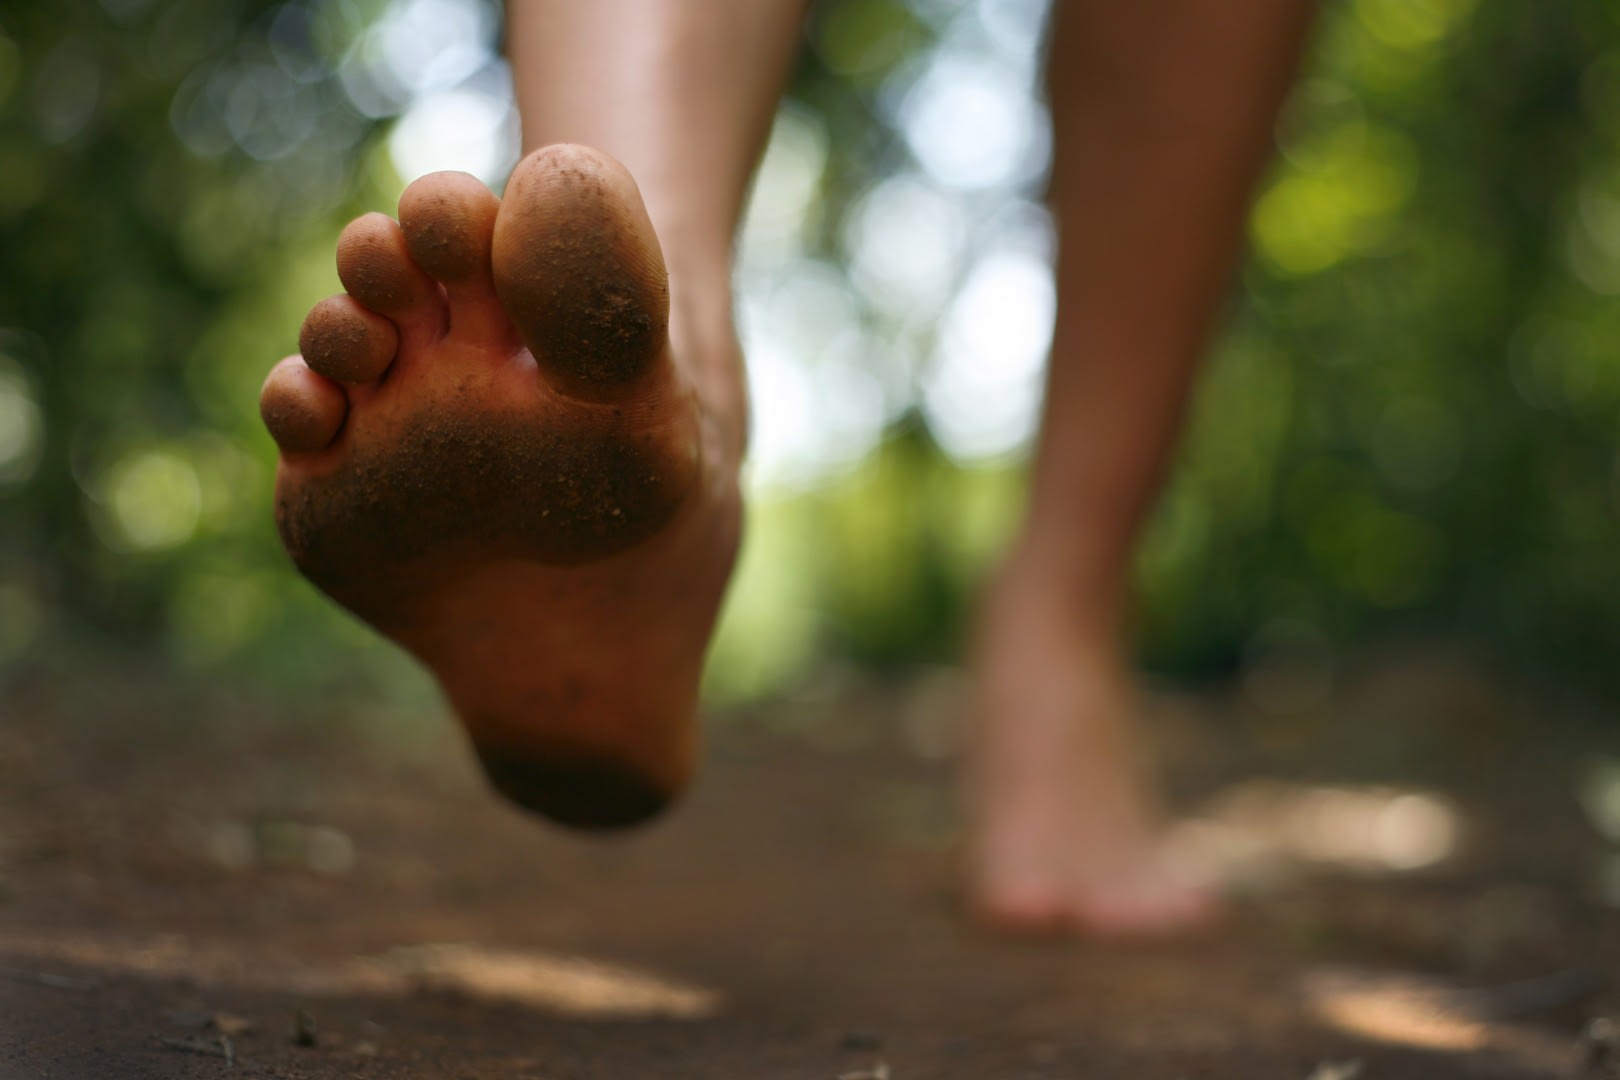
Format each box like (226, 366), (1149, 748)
(259, 146), (742, 828)
(969, 560), (1219, 936)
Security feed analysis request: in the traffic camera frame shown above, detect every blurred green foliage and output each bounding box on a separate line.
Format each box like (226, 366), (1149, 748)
(0, 0), (415, 699)
(1144, 0), (1620, 685)
(4, 0), (1620, 710)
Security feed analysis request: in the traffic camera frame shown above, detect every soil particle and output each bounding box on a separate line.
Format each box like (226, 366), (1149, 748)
(277, 400), (696, 600)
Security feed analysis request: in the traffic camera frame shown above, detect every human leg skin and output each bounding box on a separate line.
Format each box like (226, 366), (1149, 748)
(259, 2), (804, 827)
(971, 0), (1318, 933)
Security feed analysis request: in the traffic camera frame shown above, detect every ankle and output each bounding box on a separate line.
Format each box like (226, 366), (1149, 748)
(989, 536), (1129, 652)
(667, 267), (748, 459)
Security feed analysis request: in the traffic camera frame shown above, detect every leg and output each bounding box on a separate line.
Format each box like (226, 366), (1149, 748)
(259, 3), (803, 827)
(971, 0), (1317, 932)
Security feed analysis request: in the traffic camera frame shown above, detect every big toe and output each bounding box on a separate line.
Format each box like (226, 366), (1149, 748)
(492, 144), (671, 400)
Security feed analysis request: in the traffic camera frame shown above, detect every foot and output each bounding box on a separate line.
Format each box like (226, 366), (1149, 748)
(968, 559), (1219, 936)
(258, 146), (742, 828)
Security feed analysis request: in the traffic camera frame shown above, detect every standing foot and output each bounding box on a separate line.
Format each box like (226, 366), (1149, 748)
(968, 559), (1220, 936)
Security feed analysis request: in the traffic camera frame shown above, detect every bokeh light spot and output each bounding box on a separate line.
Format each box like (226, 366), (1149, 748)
(900, 54), (1045, 191)
(97, 447), (203, 553)
(1354, 0), (1477, 51)
(844, 173), (966, 315)
(923, 249), (1053, 461)
(740, 104), (829, 266)
(387, 80), (517, 185)
(0, 355), (44, 488)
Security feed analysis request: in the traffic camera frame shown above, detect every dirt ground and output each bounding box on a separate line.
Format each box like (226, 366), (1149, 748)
(3, 651), (1619, 1079)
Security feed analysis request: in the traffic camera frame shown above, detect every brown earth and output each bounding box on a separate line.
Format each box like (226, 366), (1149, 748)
(3, 650), (1618, 1079)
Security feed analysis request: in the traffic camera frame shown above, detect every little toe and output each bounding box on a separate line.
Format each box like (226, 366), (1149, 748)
(336, 212), (446, 343)
(299, 295), (399, 384)
(261, 356), (347, 454)
(492, 143), (671, 400)
(399, 171), (511, 348)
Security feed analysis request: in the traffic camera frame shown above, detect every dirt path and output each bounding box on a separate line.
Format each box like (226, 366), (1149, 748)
(3, 660), (1617, 1078)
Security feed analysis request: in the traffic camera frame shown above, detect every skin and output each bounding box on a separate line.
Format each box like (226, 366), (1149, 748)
(264, 148), (731, 826)
(971, 0), (1320, 933)
(260, 0), (1316, 927)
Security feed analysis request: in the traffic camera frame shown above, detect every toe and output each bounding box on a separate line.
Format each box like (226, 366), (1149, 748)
(299, 295), (399, 384)
(400, 171), (512, 347)
(1078, 876), (1222, 939)
(972, 887), (1070, 934)
(492, 144), (671, 400)
(261, 356), (346, 453)
(399, 172), (498, 284)
(336, 212), (446, 342)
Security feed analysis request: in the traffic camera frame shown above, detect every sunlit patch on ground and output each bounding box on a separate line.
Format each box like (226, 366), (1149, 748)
(1579, 755), (1620, 908)
(1170, 780), (1464, 884)
(381, 943), (721, 1020)
(1305, 967), (1492, 1052)
(1301, 966), (1595, 1074)
(0, 932), (722, 1022)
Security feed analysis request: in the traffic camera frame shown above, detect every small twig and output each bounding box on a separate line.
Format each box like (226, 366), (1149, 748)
(1304, 1061), (1362, 1080)
(290, 1006), (318, 1047)
(155, 1033), (235, 1066)
(1580, 1017), (1619, 1075)
(838, 1063), (891, 1080)
(0, 966), (96, 992)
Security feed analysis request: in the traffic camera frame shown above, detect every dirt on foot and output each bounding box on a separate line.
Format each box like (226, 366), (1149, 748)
(2, 654), (1618, 1078)
(266, 153), (740, 829)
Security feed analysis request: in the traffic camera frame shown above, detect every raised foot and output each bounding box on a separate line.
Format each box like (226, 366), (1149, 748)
(259, 146), (741, 828)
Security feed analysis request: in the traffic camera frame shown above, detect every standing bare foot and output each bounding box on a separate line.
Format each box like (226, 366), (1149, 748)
(258, 145), (743, 828)
(968, 556), (1219, 936)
